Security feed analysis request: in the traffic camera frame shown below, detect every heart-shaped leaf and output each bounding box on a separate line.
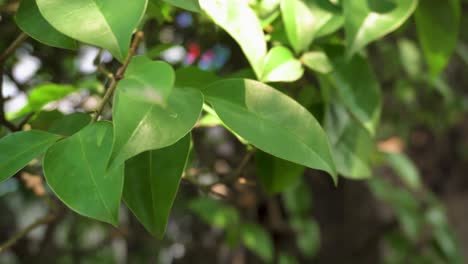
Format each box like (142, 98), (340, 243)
(119, 57), (174, 104)
(261, 46), (304, 83)
(36, 0), (148, 61)
(16, 0), (77, 49)
(124, 134), (191, 238)
(281, 0), (340, 54)
(199, 0), (266, 78)
(0, 130), (61, 182)
(110, 88), (203, 169)
(415, 0), (460, 77)
(203, 79), (337, 183)
(343, 0), (417, 57)
(43, 122), (124, 225)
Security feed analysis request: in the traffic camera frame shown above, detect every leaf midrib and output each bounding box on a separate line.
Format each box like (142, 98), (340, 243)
(207, 96), (335, 174)
(78, 133), (113, 221)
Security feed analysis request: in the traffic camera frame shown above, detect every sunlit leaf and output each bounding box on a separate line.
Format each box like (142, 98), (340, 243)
(241, 223), (274, 262)
(281, 0), (340, 54)
(37, 0), (148, 61)
(203, 79), (337, 183)
(16, 0), (76, 49)
(261, 46), (304, 82)
(199, 0), (267, 78)
(343, 0), (417, 57)
(110, 88), (203, 169)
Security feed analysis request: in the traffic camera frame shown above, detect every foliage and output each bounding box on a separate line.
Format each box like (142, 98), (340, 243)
(0, 0), (466, 262)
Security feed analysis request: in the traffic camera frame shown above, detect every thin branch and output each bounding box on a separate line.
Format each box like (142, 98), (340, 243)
(0, 32), (28, 64)
(92, 31), (144, 122)
(0, 32), (29, 132)
(0, 213), (56, 254)
(227, 149), (256, 182)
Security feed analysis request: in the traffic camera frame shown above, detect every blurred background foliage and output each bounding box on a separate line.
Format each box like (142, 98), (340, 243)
(0, 0), (468, 263)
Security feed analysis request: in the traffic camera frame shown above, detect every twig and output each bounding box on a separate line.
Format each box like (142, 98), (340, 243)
(0, 32), (29, 131)
(0, 213), (56, 254)
(0, 32), (28, 64)
(92, 31), (144, 122)
(227, 149), (256, 182)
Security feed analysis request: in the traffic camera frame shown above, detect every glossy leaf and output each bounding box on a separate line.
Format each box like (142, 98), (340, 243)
(36, 0), (148, 61)
(256, 151), (305, 194)
(415, 0), (460, 77)
(343, 0), (417, 57)
(161, 0), (200, 12)
(16, 0), (76, 49)
(110, 88), (203, 169)
(48, 112), (91, 137)
(281, 0), (340, 54)
(43, 122), (124, 225)
(261, 46), (304, 82)
(0, 130), (61, 182)
(124, 134), (191, 238)
(241, 223), (274, 263)
(118, 56), (174, 104)
(199, 0), (266, 78)
(203, 79), (337, 183)
(325, 52), (382, 135)
(301, 50), (333, 74)
(190, 197), (239, 229)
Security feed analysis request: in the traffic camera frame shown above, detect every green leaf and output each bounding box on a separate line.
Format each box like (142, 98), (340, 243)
(48, 112), (91, 137)
(241, 223), (274, 263)
(415, 0), (460, 77)
(124, 134), (191, 238)
(325, 51), (382, 135)
(36, 0), (148, 61)
(175, 66), (219, 89)
(343, 0), (417, 57)
(383, 152), (421, 190)
(0, 130), (61, 182)
(14, 83), (76, 117)
(279, 253), (299, 264)
(283, 179), (312, 216)
(290, 218), (320, 258)
(301, 50), (333, 74)
(43, 122), (124, 225)
(118, 57), (174, 104)
(199, 0), (267, 78)
(28, 110), (64, 131)
(110, 87), (203, 169)
(261, 46), (304, 82)
(190, 197), (239, 229)
(256, 151), (305, 194)
(397, 38), (423, 80)
(324, 102), (374, 179)
(281, 0), (340, 54)
(161, 0), (200, 12)
(16, 0), (76, 49)
(203, 79), (337, 183)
